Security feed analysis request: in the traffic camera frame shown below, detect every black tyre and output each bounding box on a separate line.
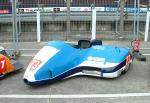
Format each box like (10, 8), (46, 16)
(0, 73), (6, 79)
(122, 63), (131, 74)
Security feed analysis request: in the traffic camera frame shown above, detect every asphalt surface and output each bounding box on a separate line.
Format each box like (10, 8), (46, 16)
(0, 41), (150, 103)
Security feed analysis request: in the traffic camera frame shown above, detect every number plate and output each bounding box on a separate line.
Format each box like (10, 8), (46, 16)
(0, 57), (6, 73)
(29, 59), (42, 71)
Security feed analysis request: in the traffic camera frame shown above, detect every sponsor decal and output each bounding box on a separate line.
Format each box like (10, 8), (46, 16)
(87, 56), (105, 62)
(92, 46), (105, 50)
(0, 10), (9, 14)
(17, 7), (148, 13)
(105, 7), (147, 12)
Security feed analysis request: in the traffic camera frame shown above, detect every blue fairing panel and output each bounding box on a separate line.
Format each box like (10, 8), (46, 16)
(86, 45), (130, 63)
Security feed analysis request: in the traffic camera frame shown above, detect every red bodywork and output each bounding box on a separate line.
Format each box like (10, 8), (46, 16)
(0, 54), (14, 75)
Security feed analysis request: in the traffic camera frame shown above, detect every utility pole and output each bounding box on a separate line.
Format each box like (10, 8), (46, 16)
(119, 0), (125, 32)
(66, 0), (71, 41)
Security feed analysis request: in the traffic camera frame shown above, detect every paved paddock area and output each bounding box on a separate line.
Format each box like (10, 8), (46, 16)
(0, 56), (150, 103)
(0, 41), (150, 103)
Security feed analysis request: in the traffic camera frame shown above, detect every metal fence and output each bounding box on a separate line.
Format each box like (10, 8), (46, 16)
(0, 0), (149, 42)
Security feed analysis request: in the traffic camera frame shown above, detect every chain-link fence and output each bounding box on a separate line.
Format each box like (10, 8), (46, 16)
(0, 0), (149, 42)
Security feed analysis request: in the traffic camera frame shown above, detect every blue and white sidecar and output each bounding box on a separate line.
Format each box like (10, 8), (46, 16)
(23, 40), (132, 85)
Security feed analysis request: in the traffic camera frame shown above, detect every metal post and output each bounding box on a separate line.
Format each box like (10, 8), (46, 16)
(12, 0), (18, 51)
(66, 0), (71, 41)
(149, 0), (150, 10)
(137, 0), (140, 39)
(115, 0), (120, 34)
(119, 0), (124, 32)
(18, 2), (21, 36)
(91, 6), (96, 40)
(144, 11), (150, 42)
(133, 0), (137, 40)
(38, 0), (40, 10)
(19, 11), (21, 35)
(147, 1), (149, 11)
(37, 11), (41, 42)
(93, 0), (95, 4)
(116, 5), (119, 34)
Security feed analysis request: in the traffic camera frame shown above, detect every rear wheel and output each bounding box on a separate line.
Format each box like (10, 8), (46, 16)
(122, 63), (131, 74)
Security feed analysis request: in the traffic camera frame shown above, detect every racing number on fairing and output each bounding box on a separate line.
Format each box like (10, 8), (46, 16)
(30, 59), (42, 71)
(0, 58), (6, 73)
(126, 54), (131, 65)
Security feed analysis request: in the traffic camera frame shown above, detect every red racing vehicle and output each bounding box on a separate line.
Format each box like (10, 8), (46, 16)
(0, 47), (23, 79)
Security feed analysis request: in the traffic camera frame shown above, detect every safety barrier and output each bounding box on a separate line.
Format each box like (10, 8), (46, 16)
(0, 0), (149, 42)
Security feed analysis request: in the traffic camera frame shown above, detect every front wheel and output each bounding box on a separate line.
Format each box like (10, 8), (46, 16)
(0, 73), (6, 79)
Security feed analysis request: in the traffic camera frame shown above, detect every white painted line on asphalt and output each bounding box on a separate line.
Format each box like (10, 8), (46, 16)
(6, 49), (39, 51)
(21, 54), (35, 57)
(0, 95), (49, 99)
(140, 48), (150, 50)
(1, 93), (150, 99)
(143, 54), (150, 56)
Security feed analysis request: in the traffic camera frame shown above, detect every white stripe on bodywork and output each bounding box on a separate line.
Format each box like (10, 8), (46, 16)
(78, 60), (118, 68)
(64, 65), (127, 79)
(23, 46), (60, 81)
